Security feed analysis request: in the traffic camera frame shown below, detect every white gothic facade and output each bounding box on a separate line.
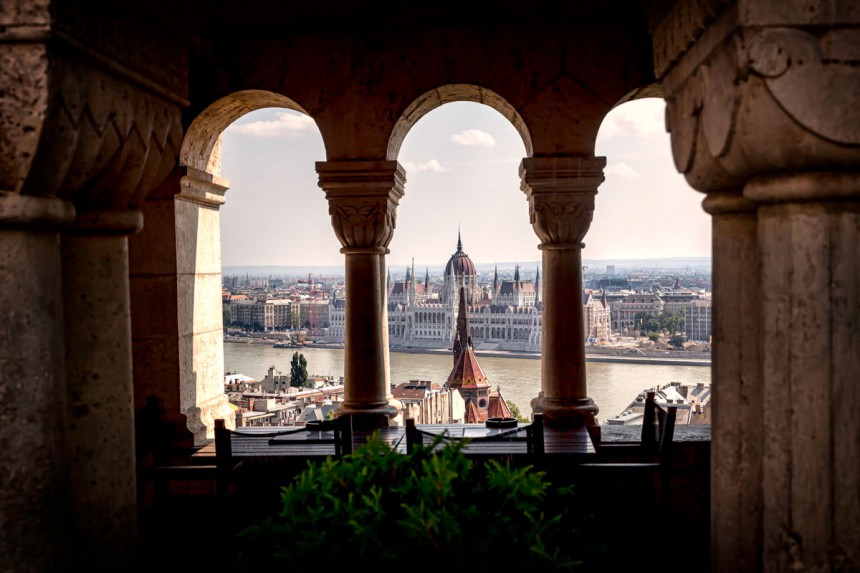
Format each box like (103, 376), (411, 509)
(327, 235), (610, 352)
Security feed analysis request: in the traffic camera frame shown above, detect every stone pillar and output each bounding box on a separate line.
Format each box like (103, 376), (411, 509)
(656, 2), (860, 568)
(747, 173), (860, 572)
(129, 167), (234, 452)
(129, 168), (194, 459)
(317, 160), (405, 426)
(62, 208), (142, 571)
(520, 156), (605, 427)
(703, 193), (762, 572)
(0, 194), (74, 572)
(174, 168), (236, 442)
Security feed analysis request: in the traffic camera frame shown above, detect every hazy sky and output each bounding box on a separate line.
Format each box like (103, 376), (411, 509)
(219, 99), (710, 268)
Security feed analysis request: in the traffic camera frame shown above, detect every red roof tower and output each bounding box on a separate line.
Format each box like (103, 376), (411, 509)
(446, 286), (492, 421)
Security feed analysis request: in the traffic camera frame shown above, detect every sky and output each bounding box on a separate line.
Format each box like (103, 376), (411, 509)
(219, 99), (710, 269)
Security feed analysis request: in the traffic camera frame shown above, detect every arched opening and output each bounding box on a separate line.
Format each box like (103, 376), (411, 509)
(169, 90), (332, 443)
(387, 84), (532, 161)
(380, 91), (534, 423)
(588, 96), (712, 424)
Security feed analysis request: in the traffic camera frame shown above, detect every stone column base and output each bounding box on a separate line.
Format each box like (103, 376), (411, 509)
(530, 393), (599, 427)
(335, 400), (400, 430)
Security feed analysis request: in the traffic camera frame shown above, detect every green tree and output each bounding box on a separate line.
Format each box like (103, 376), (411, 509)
(222, 307), (232, 327)
(648, 332), (661, 343)
(505, 400), (529, 423)
(659, 310), (685, 334)
(290, 308), (300, 330)
(634, 311), (651, 335)
(289, 352), (309, 388)
(668, 333), (686, 349)
(644, 317), (661, 334)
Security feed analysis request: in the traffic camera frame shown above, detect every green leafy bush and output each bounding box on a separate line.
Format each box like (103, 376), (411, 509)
(235, 432), (599, 571)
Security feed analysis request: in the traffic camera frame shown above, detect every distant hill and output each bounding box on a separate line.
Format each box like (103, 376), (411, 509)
(222, 256), (711, 279)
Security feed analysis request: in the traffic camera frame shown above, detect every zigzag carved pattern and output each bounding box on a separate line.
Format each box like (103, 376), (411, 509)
(22, 64), (182, 210)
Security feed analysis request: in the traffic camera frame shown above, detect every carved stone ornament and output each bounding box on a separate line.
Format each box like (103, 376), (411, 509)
(662, 14), (860, 193)
(528, 196), (594, 247)
(317, 161), (406, 251)
(2, 32), (183, 212)
(519, 156), (605, 247)
(328, 201), (398, 251)
(747, 28), (860, 146)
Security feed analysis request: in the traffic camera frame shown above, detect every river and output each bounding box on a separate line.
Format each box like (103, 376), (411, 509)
(224, 343), (711, 422)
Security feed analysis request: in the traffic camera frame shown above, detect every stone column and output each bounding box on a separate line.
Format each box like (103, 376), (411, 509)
(703, 192), (763, 572)
(0, 193), (74, 572)
(656, 3), (860, 568)
(129, 168), (194, 460)
(129, 167), (234, 454)
(747, 173), (860, 572)
(520, 156), (605, 427)
(62, 208), (142, 571)
(317, 160), (405, 426)
(175, 169), (235, 443)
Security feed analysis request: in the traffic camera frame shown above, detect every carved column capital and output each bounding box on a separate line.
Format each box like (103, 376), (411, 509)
(657, 6), (860, 193)
(519, 156), (606, 248)
(2, 28), (183, 208)
(316, 160), (406, 252)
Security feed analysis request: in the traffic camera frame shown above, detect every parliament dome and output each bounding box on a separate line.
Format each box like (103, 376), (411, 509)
(444, 233), (477, 277)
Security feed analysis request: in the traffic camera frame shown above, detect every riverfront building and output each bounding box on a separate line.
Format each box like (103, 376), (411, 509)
(327, 234), (611, 351)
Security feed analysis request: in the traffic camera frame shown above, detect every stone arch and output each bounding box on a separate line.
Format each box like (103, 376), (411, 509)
(169, 89), (324, 444)
(611, 83), (663, 111)
(180, 90), (316, 177)
(386, 84), (533, 160)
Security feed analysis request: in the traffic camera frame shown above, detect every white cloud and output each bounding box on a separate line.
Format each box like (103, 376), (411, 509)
(599, 101), (665, 140)
(450, 129), (496, 147)
(402, 159), (450, 173)
(604, 162), (640, 180)
(228, 111), (316, 137)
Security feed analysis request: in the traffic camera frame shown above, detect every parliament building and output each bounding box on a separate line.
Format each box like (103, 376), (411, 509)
(327, 233), (611, 351)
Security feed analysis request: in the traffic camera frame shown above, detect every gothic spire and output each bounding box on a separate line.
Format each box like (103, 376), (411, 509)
(456, 226), (463, 253)
(452, 286), (471, 365)
(424, 267), (430, 293)
(493, 265), (499, 294)
(535, 265), (541, 290)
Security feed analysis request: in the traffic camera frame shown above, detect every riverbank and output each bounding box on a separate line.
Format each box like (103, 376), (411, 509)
(226, 337), (711, 367)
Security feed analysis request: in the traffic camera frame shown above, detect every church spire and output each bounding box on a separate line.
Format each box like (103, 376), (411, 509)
(535, 265), (541, 290)
(452, 286), (471, 365)
(493, 265), (499, 295)
(411, 258), (417, 297)
(456, 226), (463, 253)
(424, 267), (430, 293)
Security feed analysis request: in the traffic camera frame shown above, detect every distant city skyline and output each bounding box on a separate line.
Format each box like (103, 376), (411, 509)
(219, 99), (711, 268)
(222, 255), (713, 282)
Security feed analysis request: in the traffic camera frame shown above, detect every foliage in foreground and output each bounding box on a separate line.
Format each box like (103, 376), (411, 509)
(235, 433), (601, 572)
